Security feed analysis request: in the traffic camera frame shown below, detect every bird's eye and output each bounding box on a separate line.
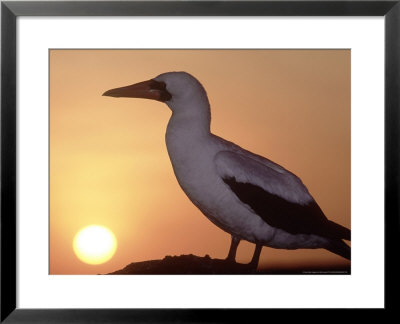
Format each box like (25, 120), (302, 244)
(149, 80), (172, 102)
(150, 80), (167, 90)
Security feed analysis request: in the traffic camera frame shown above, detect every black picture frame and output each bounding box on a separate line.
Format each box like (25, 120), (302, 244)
(1, 0), (399, 322)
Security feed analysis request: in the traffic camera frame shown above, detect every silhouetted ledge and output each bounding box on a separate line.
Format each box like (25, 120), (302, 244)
(108, 254), (351, 275)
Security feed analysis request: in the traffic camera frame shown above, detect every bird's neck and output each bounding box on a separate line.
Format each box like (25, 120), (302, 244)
(166, 99), (211, 138)
(165, 100), (213, 185)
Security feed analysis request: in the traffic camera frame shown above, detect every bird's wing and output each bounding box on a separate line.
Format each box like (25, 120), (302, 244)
(214, 150), (313, 205)
(214, 150), (348, 238)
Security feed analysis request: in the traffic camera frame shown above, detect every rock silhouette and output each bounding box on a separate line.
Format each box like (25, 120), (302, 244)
(108, 254), (350, 275)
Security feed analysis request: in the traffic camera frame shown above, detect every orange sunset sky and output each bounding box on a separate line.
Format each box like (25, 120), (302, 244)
(50, 49), (350, 275)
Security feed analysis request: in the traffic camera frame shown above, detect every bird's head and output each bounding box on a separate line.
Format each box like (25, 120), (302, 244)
(102, 71), (209, 114)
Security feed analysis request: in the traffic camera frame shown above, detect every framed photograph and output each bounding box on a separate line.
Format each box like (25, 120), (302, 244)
(1, 0), (399, 321)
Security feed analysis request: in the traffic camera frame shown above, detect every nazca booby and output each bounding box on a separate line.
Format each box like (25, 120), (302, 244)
(103, 72), (351, 269)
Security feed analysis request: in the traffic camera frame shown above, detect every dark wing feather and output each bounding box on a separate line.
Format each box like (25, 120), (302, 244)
(222, 176), (350, 240)
(215, 150), (350, 240)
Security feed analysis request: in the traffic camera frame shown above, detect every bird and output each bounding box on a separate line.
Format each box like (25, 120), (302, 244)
(103, 71), (351, 269)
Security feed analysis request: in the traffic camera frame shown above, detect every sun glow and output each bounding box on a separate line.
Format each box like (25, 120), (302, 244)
(73, 225), (117, 265)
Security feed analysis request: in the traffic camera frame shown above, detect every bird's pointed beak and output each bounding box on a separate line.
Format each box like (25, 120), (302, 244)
(102, 79), (171, 102)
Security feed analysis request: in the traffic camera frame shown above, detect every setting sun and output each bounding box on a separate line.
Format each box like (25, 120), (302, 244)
(73, 225), (117, 265)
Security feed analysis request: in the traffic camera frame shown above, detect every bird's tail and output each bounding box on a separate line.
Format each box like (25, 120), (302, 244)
(328, 220), (351, 241)
(326, 239), (351, 260)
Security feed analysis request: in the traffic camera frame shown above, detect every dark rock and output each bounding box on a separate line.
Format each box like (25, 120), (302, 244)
(107, 254), (351, 275)
(108, 254), (257, 275)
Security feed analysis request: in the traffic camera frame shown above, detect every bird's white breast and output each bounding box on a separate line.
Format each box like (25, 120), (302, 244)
(165, 117), (276, 243)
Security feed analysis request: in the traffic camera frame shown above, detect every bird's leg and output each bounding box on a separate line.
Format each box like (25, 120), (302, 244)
(226, 235), (240, 263)
(249, 243), (262, 269)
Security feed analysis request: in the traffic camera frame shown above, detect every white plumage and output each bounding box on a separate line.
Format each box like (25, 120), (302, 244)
(103, 71), (351, 268)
